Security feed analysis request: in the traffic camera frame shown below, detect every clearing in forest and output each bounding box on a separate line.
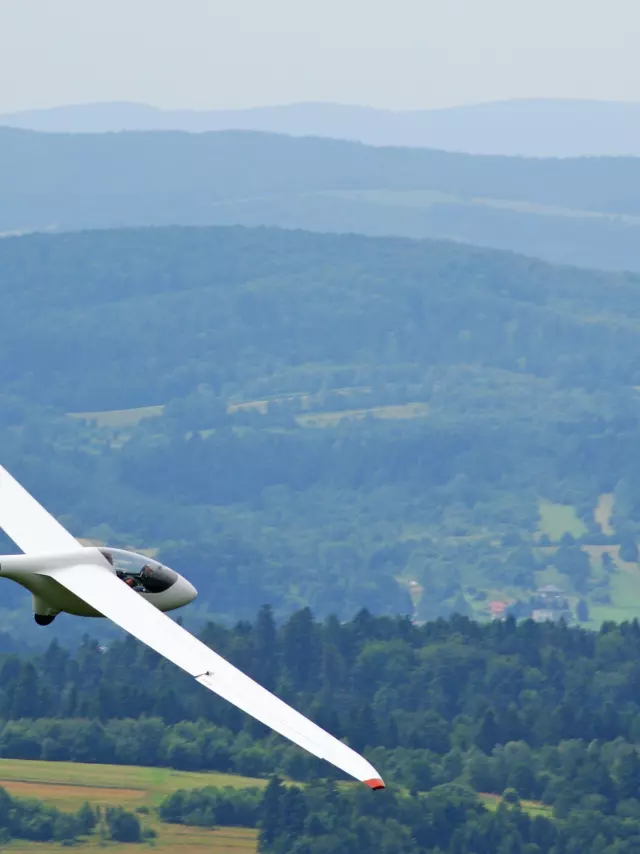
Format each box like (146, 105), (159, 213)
(537, 499), (587, 541)
(594, 493), (615, 536)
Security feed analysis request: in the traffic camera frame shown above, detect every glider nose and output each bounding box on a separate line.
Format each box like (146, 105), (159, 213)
(184, 578), (198, 604)
(177, 575), (197, 606)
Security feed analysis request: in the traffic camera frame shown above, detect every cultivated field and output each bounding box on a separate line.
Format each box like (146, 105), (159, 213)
(69, 398), (430, 431)
(7, 824), (258, 854)
(297, 402), (429, 428)
(68, 405), (164, 428)
(0, 758), (266, 808)
(0, 758), (262, 853)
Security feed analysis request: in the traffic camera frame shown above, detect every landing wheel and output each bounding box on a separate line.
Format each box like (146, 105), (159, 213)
(34, 614), (56, 626)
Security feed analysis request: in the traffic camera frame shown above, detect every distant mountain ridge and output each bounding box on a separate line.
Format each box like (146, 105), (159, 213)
(2, 98), (640, 157)
(3, 125), (640, 273)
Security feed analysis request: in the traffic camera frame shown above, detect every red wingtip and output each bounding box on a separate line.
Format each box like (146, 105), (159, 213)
(363, 778), (385, 790)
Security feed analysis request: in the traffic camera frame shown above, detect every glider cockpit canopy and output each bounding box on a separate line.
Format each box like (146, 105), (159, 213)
(99, 548), (178, 594)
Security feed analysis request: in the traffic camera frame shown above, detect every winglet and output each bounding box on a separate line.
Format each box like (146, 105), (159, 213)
(363, 778), (385, 790)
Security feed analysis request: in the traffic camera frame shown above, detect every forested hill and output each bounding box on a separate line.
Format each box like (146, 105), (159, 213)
(4, 611), (640, 853)
(6, 126), (640, 217)
(3, 126), (640, 272)
(3, 225), (640, 638)
(2, 224), (640, 410)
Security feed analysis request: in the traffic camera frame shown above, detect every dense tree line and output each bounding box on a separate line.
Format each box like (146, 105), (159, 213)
(159, 777), (640, 854)
(4, 714), (640, 817)
(12, 609), (640, 752)
(4, 614), (640, 794)
(159, 785), (263, 827)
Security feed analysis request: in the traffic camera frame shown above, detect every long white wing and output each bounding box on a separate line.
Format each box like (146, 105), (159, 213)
(0, 464), (83, 554)
(42, 561), (385, 789)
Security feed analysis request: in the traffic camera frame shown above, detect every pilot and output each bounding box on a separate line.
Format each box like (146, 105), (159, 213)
(102, 551), (135, 588)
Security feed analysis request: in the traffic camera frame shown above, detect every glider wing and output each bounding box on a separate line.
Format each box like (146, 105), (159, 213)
(42, 560), (384, 789)
(0, 464), (83, 555)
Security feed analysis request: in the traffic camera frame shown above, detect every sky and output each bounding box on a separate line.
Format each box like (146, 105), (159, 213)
(0, 0), (639, 113)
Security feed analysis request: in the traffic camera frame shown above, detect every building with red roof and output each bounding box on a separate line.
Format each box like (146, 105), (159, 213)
(489, 600), (508, 619)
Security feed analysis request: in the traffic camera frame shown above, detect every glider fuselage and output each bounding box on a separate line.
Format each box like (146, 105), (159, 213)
(0, 547), (197, 618)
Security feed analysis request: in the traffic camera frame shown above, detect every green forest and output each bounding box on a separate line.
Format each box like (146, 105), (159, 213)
(1, 226), (640, 637)
(2, 612), (640, 851)
(165, 776), (640, 854)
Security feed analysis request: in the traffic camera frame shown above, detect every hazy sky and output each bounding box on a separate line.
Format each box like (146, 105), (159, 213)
(1, 0), (639, 112)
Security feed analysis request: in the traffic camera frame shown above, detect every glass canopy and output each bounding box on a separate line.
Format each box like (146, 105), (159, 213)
(99, 548), (178, 594)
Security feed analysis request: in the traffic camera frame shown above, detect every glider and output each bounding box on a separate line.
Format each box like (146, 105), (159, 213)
(0, 464), (384, 790)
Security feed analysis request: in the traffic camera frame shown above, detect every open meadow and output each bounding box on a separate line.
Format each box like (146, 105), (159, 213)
(537, 499), (588, 541)
(6, 824), (258, 854)
(0, 759), (262, 853)
(0, 757), (552, 852)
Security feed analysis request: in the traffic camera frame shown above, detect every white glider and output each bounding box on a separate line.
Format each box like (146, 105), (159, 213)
(0, 464), (384, 790)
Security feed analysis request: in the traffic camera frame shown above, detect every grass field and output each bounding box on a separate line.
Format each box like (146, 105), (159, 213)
(325, 188), (640, 224)
(297, 402), (429, 428)
(0, 759), (263, 853)
(0, 758), (266, 809)
(594, 493), (615, 536)
(479, 792), (552, 818)
(537, 499), (588, 541)
(69, 405), (164, 428)
(68, 398), (429, 433)
(7, 824), (258, 854)
(228, 399), (271, 414)
(324, 188), (460, 208)
(587, 558), (640, 626)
